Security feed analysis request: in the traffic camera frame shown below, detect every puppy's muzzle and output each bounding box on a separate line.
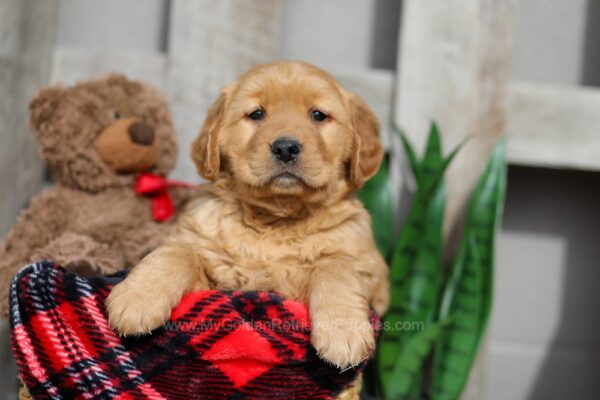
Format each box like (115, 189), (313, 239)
(271, 137), (301, 163)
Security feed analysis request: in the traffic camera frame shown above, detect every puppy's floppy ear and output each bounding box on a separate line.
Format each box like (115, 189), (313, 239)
(191, 90), (228, 181)
(347, 93), (384, 187)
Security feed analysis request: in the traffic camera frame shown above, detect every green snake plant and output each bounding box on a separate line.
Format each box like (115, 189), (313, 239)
(358, 124), (507, 400)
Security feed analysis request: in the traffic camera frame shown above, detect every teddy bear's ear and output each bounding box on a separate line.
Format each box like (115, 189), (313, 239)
(104, 73), (135, 89)
(105, 73), (128, 83)
(29, 86), (65, 134)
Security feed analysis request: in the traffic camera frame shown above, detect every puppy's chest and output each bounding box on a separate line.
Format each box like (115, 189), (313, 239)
(202, 217), (330, 294)
(224, 226), (319, 265)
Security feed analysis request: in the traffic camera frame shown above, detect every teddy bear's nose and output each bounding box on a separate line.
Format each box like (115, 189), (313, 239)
(128, 122), (155, 146)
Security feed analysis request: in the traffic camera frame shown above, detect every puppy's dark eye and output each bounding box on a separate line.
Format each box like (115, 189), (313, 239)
(311, 109), (328, 122)
(112, 111), (121, 120)
(247, 109), (265, 121)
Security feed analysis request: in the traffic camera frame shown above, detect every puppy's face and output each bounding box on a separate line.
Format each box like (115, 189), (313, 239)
(192, 62), (383, 204)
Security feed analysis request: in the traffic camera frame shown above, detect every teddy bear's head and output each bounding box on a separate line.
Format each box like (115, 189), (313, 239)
(29, 74), (178, 192)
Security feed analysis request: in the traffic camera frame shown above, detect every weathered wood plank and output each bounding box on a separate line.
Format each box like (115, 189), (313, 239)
(395, 0), (517, 239)
(167, 0), (284, 181)
(507, 81), (600, 171)
(337, 70), (600, 173)
(281, 0), (376, 68)
(51, 47), (168, 88)
(56, 0), (168, 52)
(0, 1), (59, 398)
(393, 1), (517, 399)
(0, 1), (57, 235)
(333, 71), (600, 173)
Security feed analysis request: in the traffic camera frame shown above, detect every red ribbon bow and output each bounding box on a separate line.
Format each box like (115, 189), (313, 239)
(134, 173), (195, 222)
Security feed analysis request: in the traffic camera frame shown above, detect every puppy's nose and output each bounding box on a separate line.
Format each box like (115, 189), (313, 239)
(128, 122), (155, 146)
(271, 137), (301, 163)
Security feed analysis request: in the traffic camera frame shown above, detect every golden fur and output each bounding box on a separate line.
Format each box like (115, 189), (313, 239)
(107, 61), (389, 368)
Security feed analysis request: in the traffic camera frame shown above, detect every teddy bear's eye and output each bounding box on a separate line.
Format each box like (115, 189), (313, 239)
(112, 111), (121, 120)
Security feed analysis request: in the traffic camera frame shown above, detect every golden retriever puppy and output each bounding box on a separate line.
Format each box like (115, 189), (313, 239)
(106, 61), (389, 368)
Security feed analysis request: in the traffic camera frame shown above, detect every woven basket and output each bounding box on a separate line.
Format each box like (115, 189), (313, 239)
(335, 374), (362, 400)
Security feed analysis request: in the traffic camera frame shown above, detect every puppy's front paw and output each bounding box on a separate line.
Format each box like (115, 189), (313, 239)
(311, 316), (375, 369)
(106, 281), (173, 336)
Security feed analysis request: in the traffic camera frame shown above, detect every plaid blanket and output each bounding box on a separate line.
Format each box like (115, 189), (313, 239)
(9, 262), (377, 399)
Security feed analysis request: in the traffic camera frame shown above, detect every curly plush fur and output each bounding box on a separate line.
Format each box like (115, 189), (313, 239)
(106, 62), (389, 370)
(0, 74), (192, 318)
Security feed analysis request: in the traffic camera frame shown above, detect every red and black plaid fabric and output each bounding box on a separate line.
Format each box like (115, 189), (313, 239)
(10, 262), (379, 399)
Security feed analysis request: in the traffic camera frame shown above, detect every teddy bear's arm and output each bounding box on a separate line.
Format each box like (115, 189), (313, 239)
(0, 187), (74, 317)
(114, 186), (198, 267)
(117, 220), (166, 267)
(31, 232), (125, 277)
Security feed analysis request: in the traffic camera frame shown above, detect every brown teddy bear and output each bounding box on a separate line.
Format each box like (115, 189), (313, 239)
(0, 74), (194, 318)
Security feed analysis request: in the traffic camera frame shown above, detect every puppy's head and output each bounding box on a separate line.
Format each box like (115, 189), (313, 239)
(192, 61), (383, 205)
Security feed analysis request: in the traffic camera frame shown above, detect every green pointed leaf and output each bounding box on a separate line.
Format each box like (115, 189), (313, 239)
(379, 127), (448, 395)
(432, 235), (482, 400)
(465, 139), (507, 332)
(379, 182), (445, 396)
(423, 135), (468, 202)
(387, 320), (450, 400)
(419, 123), (443, 192)
(399, 131), (421, 184)
(395, 123), (464, 194)
(440, 137), (467, 177)
(432, 139), (507, 400)
(378, 125), (470, 398)
(358, 154), (394, 260)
